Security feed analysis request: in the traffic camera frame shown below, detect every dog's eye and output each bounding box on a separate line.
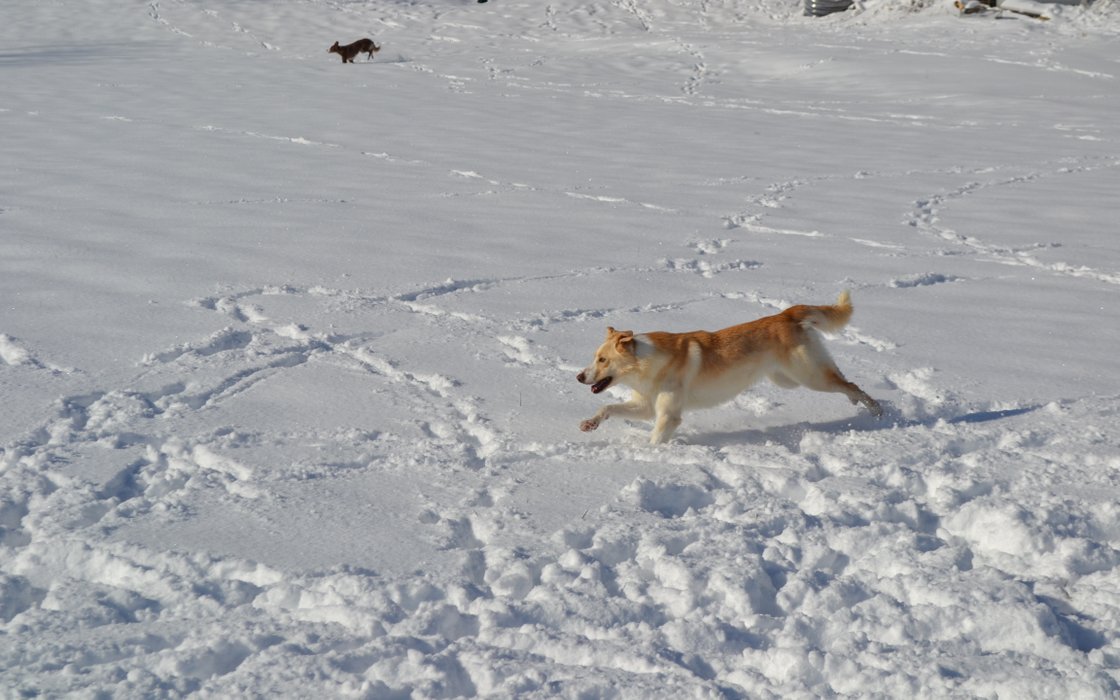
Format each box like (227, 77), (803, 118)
(597, 357), (606, 364)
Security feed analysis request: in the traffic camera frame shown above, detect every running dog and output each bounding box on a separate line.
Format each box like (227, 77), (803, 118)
(577, 291), (882, 444)
(329, 38), (380, 63)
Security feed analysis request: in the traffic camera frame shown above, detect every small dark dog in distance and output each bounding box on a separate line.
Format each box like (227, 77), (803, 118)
(328, 38), (380, 63)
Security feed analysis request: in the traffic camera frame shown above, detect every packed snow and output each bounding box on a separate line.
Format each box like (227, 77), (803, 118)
(2, 0), (1119, 696)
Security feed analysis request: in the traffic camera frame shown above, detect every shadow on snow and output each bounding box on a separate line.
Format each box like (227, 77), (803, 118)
(695, 402), (1043, 452)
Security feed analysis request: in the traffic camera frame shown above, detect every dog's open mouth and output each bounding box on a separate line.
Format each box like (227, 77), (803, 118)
(591, 377), (613, 394)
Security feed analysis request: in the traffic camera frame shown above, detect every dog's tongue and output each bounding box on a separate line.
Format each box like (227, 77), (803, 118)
(591, 377), (612, 394)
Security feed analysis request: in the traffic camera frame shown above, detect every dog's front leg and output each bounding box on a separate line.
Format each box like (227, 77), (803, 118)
(649, 392), (684, 444)
(580, 395), (652, 433)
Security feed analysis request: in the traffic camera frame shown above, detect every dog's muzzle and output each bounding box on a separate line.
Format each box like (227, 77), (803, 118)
(577, 371), (612, 394)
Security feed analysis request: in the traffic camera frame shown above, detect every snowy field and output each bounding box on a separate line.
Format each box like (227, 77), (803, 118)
(3, 0), (1120, 696)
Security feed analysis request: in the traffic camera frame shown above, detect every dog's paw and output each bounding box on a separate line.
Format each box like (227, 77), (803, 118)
(580, 418), (600, 432)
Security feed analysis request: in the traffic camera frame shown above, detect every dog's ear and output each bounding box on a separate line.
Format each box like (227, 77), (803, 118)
(613, 330), (634, 352)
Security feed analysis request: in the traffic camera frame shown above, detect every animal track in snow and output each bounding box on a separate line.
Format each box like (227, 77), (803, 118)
(659, 257), (762, 278)
(673, 39), (709, 96)
(0, 334), (74, 374)
(497, 336), (541, 366)
(688, 238), (732, 255)
(889, 273), (964, 288)
(885, 367), (954, 417)
(612, 0), (654, 32)
(722, 214), (824, 238)
(141, 328), (254, 365)
(1, 335), (38, 368)
(624, 477), (715, 519)
(905, 160), (1120, 285)
(564, 190), (678, 212)
(195, 124), (339, 149)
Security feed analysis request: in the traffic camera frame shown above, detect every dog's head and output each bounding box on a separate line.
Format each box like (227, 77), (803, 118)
(577, 327), (637, 394)
(328, 41), (340, 53)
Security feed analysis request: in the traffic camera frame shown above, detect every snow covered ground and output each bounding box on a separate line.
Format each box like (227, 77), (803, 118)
(2, 0), (1119, 696)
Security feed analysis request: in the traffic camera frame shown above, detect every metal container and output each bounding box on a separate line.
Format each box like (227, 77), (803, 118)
(805, 0), (853, 15)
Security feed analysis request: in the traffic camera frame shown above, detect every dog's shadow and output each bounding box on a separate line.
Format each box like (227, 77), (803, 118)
(694, 402), (1042, 452)
(355, 55), (410, 64)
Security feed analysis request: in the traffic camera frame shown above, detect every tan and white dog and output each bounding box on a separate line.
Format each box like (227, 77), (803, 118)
(577, 291), (882, 444)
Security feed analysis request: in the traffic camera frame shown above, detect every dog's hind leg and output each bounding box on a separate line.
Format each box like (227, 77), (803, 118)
(786, 338), (882, 417)
(845, 378), (883, 417)
(816, 367), (882, 417)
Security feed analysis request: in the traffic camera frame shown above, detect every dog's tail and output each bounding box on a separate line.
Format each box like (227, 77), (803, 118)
(790, 290), (853, 333)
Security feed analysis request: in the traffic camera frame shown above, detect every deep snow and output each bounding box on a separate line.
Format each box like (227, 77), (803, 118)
(2, 0), (1119, 697)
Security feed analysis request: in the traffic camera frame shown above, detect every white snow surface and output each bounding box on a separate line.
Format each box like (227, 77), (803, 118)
(3, 0), (1120, 696)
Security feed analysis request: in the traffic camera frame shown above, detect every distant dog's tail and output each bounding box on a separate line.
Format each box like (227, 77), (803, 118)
(789, 290), (853, 333)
